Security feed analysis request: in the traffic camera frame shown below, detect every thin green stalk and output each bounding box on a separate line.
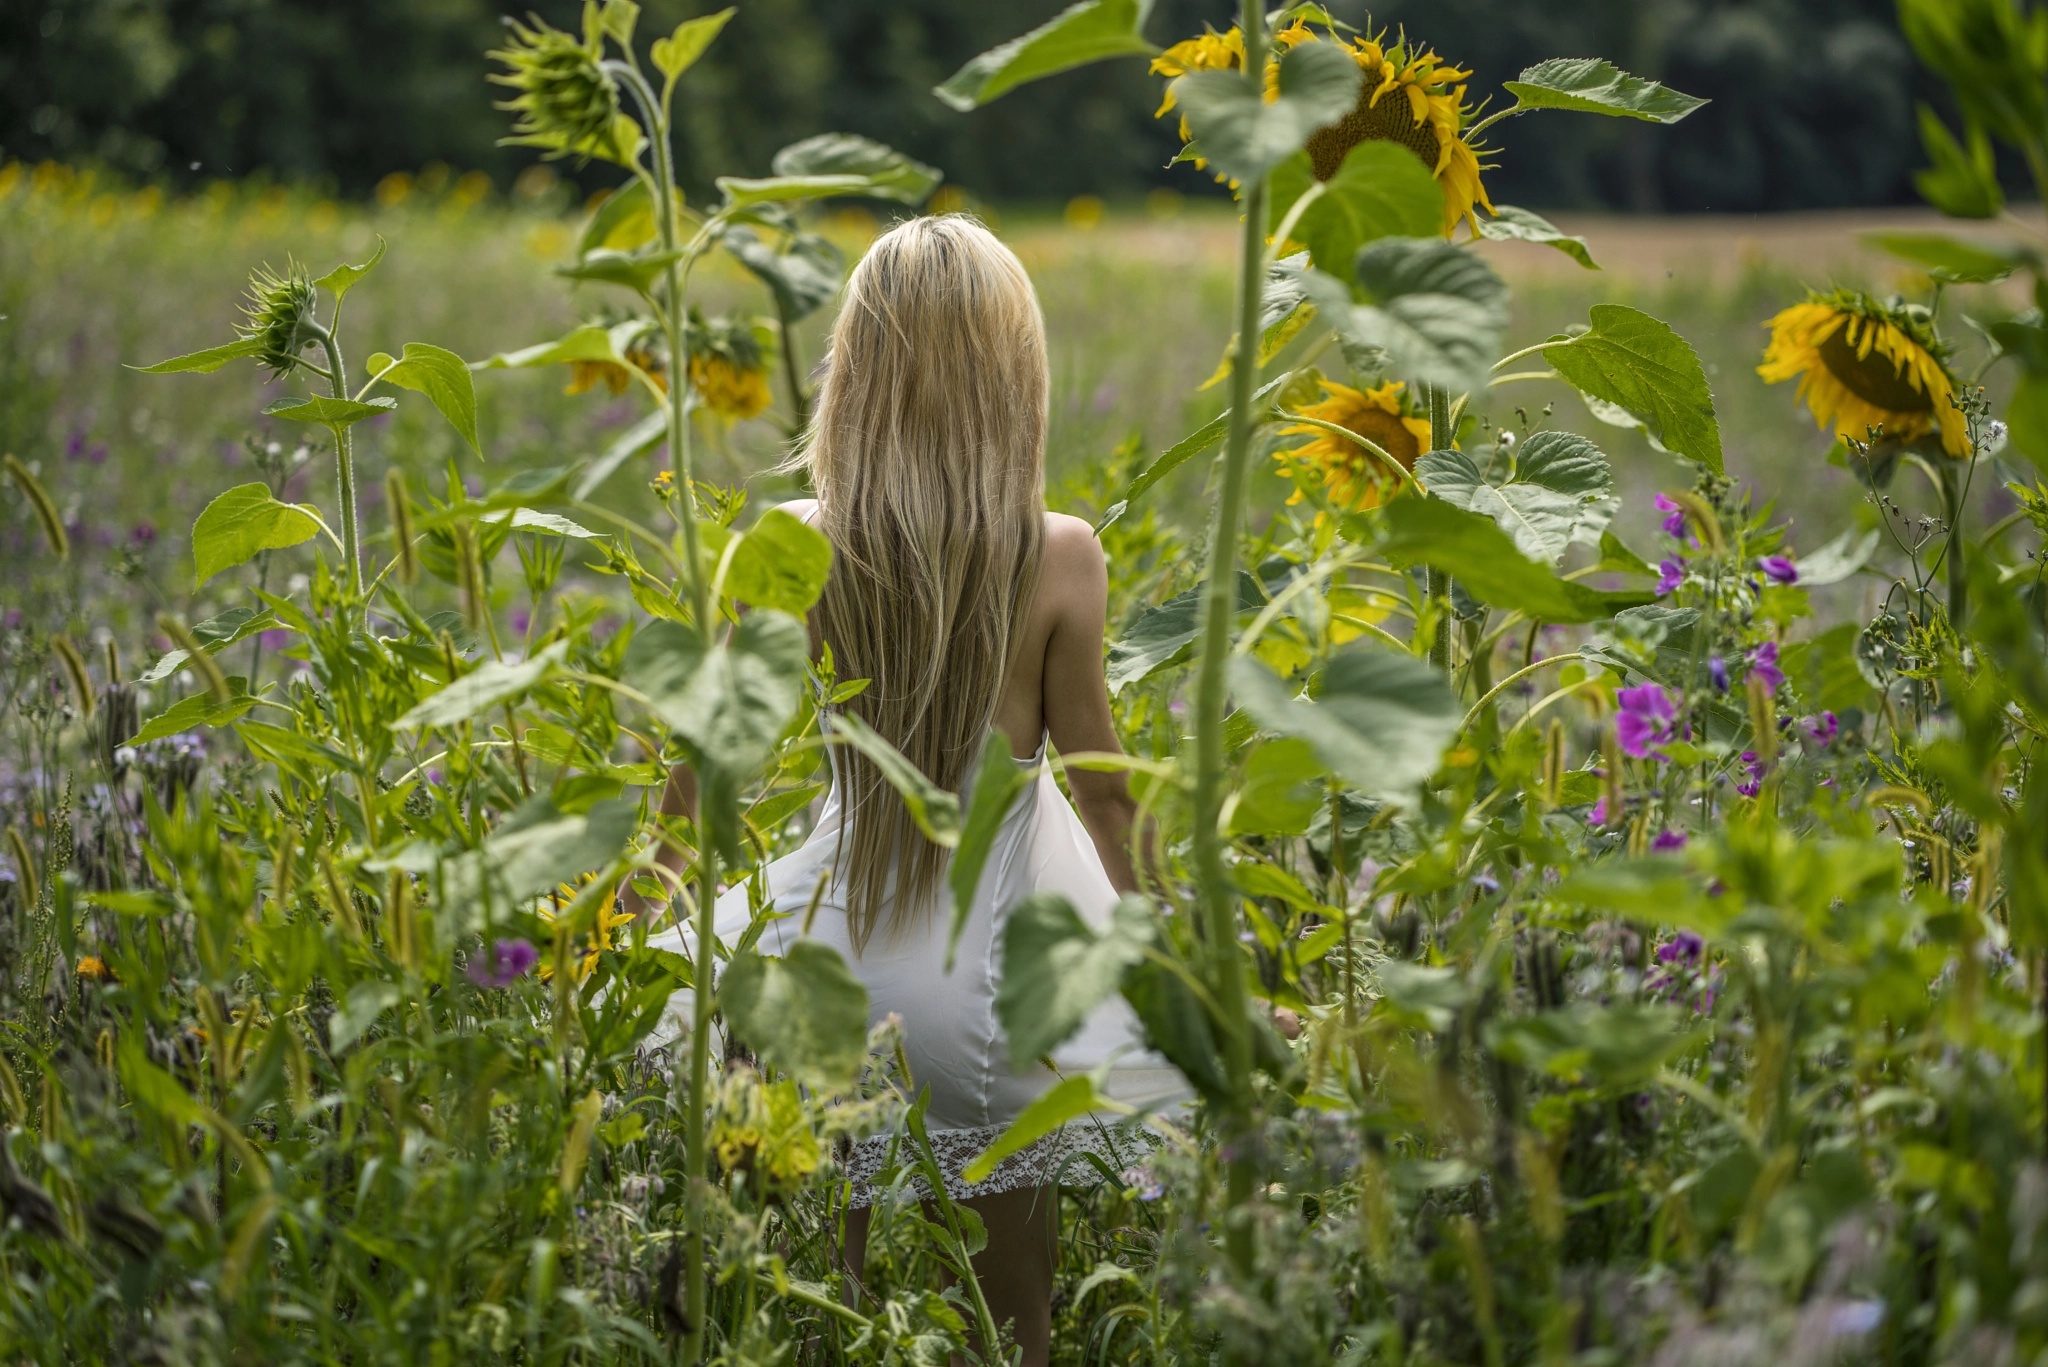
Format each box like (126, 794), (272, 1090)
(1187, 0), (1269, 1280)
(774, 293), (810, 433)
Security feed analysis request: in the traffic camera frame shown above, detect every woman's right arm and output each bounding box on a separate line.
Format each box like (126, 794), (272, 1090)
(1037, 515), (1141, 895)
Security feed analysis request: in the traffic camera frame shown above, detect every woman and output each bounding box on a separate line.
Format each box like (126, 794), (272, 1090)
(648, 214), (1175, 1366)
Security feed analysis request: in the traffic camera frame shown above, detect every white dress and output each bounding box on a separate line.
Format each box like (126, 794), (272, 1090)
(648, 737), (1185, 1204)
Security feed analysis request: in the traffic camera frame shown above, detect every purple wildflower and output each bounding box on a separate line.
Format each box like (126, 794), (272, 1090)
(1589, 795), (1612, 825)
(1658, 930), (1705, 965)
(1746, 640), (1784, 692)
(1758, 554), (1799, 585)
(1614, 682), (1678, 759)
(1655, 492), (1686, 539)
(1473, 870), (1500, 896)
(1123, 1165), (1164, 1201)
(1707, 655), (1729, 692)
(1656, 558), (1685, 595)
(1804, 711), (1838, 745)
(129, 522), (156, 546)
(467, 938), (537, 988)
(1651, 829), (1688, 851)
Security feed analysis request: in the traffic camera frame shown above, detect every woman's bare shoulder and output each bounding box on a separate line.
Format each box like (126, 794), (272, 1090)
(1038, 512), (1106, 609)
(774, 496), (822, 525)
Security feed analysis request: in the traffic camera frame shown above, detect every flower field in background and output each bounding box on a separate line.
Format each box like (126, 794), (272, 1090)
(4, 2), (2048, 1364)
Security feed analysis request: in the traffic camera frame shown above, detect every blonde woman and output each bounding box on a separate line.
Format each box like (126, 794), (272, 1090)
(647, 215), (1175, 1366)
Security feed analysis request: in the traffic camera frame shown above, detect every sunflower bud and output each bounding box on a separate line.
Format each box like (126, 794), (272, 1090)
(489, 9), (629, 166)
(239, 261), (320, 378)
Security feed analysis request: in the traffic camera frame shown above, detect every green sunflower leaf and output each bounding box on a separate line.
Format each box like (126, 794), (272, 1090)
(935, 0), (1159, 111)
(715, 174), (873, 209)
(365, 342), (481, 456)
(948, 731), (1036, 970)
(723, 505), (833, 614)
(770, 133), (942, 207)
(552, 246), (685, 294)
(479, 322), (634, 371)
(995, 892), (1154, 1069)
(621, 615), (809, 781)
(1863, 231), (2034, 284)
(961, 1073), (1135, 1185)
(720, 941), (870, 1094)
(1269, 142), (1444, 275)
(1291, 239), (1510, 396)
(823, 711), (962, 847)
(1414, 430), (1616, 564)
(1913, 105), (2002, 220)
(312, 237), (387, 304)
(1170, 39), (1363, 187)
(720, 227), (845, 320)
(1504, 58), (1707, 124)
(1228, 642), (1461, 805)
(1363, 494), (1659, 623)
(1540, 304), (1723, 473)
(132, 336), (267, 374)
(191, 484), (327, 587)
(651, 8), (734, 84)
(1475, 204), (1599, 269)
(262, 394), (398, 430)
(393, 641), (570, 730)
(137, 607), (281, 683)
(1107, 572), (1266, 694)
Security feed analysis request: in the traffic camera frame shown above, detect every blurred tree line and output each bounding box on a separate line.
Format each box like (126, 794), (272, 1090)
(4, 0), (1940, 212)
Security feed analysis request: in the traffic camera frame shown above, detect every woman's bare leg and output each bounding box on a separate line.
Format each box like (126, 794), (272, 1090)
(839, 1187), (1058, 1367)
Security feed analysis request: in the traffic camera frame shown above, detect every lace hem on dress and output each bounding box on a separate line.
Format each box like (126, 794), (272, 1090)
(840, 1119), (1159, 1207)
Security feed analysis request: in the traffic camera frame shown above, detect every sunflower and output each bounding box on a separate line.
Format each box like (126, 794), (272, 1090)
(1277, 378), (1431, 509)
(539, 874), (633, 984)
(685, 309), (774, 421)
(1150, 21), (1492, 237)
(565, 342), (666, 398)
(1758, 290), (1968, 458)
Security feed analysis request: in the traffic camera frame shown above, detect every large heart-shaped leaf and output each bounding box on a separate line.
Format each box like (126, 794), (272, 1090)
(1369, 496), (1657, 623)
(1269, 142), (1444, 275)
(721, 227), (845, 320)
(622, 614), (808, 779)
(1293, 239), (1509, 395)
(724, 505), (833, 614)
(935, 0), (1158, 111)
(1415, 430), (1616, 563)
(365, 343), (479, 455)
(995, 893), (1153, 1069)
(1230, 643), (1460, 804)
(1170, 39), (1363, 186)
(720, 940), (870, 1093)
(1542, 305), (1722, 473)
(770, 133), (942, 207)
(1475, 204), (1598, 270)
(191, 484), (326, 586)
(1504, 58), (1707, 123)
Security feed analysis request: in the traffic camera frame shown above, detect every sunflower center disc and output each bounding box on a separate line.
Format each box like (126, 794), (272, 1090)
(1347, 407), (1422, 469)
(1306, 89), (1440, 182)
(1818, 323), (1932, 414)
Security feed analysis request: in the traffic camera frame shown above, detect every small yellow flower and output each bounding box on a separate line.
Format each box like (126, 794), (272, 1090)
(1276, 378), (1431, 510)
(75, 955), (112, 982)
(711, 1068), (820, 1196)
(1150, 21), (1493, 237)
(538, 874), (633, 984)
(1758, 290), (1968, 458)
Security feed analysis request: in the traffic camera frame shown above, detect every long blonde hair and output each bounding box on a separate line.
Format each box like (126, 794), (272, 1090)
(794, 215), (1048, 952)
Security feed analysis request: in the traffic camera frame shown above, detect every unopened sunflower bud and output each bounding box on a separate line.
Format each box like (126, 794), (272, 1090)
(488, 12), (625, 166)
(49, 635), (95, 721)
(158, 613), (231, 703)
(4, 455), (68, 560)
(385, 468), (418, 586)
(239, 261), (320, 377)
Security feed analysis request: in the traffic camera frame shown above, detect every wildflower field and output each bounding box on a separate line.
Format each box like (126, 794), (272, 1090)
(4, 2), (2048, 1364)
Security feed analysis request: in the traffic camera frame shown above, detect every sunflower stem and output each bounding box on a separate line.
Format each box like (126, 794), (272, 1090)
(1185, 0), (1271, 1290)
(1425, 384), (1455, 672)
(614, 55), (720, 1367)
(310, 326), (362, 601)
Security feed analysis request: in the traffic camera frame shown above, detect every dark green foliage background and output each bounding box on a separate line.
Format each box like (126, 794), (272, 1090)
(6, 0), (1941, 210)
